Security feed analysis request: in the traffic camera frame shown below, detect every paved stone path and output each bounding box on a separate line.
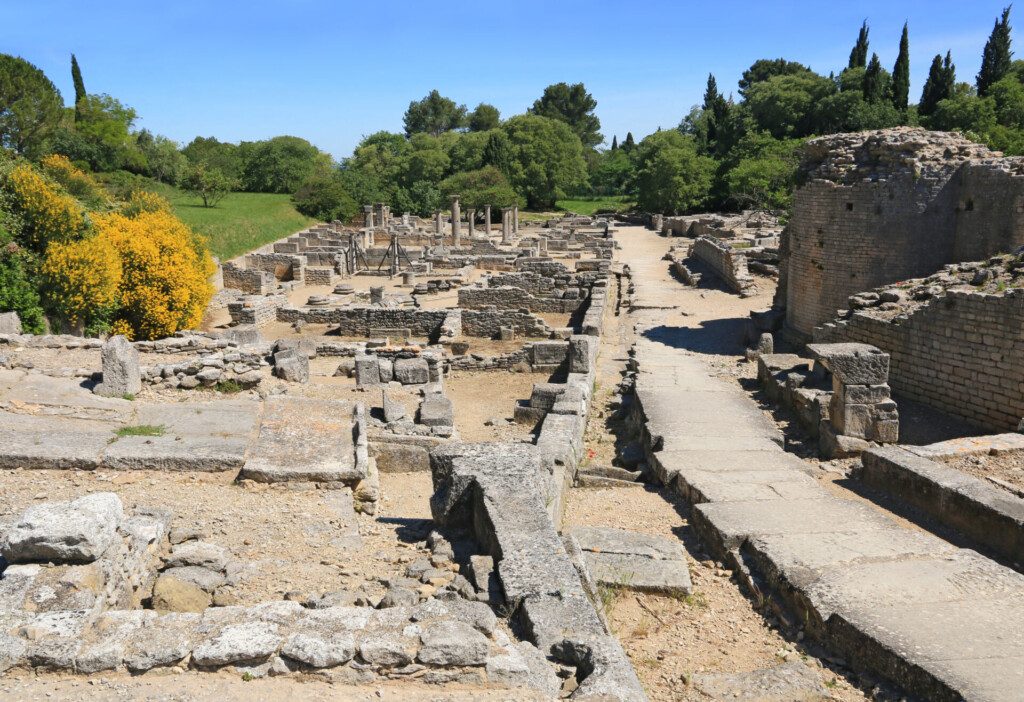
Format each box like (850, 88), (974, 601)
(616, 225), (1024, 702)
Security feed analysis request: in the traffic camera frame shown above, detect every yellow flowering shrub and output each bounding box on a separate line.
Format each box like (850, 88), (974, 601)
(39, 155), (108, 209)
(2, 164), (85, 251)
(93, 210), (215, 340)
(119, 189), (171, 218)
(42, 235), (122, 325)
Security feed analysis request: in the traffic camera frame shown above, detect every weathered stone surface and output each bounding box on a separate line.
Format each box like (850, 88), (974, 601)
(240, 396), (362, 483)
(485, 641), (561, 695)
(2, 493), (123, 564)
(0, 311), (22, 334)
(382, 389), (407, 423)
(807, 342), (889, 385)
(393, 357), (430, 384)
(281, 632), (355, 668)
(355, 355), (381, 386)
(152, 574), (212, 613)
(273, 347), (309, 383)
(95, 335), (141, 397)
(417, 620), (489, 666)
(164, 541), (229, 572)
(192, 621), (282, 666)
(691, 661), (829, 701)
(358, 632), (414, 666)
(418, 393), (453, 427)
(161, 566), (226, 592)
(572, 526), (692, 595)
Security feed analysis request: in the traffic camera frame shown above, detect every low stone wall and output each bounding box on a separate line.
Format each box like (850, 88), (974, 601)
(860, 440), (1024, 565)
(690, 236), (755, 295)
(457, 285), (581, 314)
(228, 295), (289, 327)
(222, 263), (275, 294)
(815, 288), (1024, 431)
(461, 309), (550, 338)
(244, 253), (306, 282)
(304, 267), (337, 286)
(429, 443), (645, 701)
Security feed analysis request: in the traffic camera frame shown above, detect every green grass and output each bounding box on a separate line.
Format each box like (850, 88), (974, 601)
(146, 182), (316, 261)
(113, 424), (166, 439)
(555, 195), (634, 216)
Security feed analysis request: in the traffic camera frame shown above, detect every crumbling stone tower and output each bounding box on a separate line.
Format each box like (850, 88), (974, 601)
(781, 127), (1024, 339)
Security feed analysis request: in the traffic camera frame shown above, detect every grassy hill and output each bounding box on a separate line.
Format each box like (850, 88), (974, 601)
(146, 183), (316, 261)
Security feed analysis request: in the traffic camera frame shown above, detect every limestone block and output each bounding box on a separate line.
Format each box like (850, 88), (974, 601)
(2, 493), (123, 564)
(273, 348), (309, 383)
(355, 355), (381, 386)
(151, 574), (212, 613)
(532, 341), (569, 367)
(417, 620), (488, 666)
(393, 357), (429, 384)
(834, 383), (891, 405)
(807, 343), (890, 385)
(418, 393), (453, 427)
(569, 335), (596, 374)
(0, 311), (21, 334)
(95, 335), (141, 397)
(382, 390), (407, 423)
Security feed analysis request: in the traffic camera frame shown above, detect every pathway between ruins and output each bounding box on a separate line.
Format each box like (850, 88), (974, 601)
(614, 225), (1024, 702)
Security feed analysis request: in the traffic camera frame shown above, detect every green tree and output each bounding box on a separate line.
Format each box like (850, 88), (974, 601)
(892, 23), (911, 111)
(744, 72), (835, 138)
(500, 114), (588, 208)
(403, 134), (450, 186)
(438, 166), (519, 209)
(239, 135), (331, 193)
(622, 132), (636, 153)
(135, 130), (186, 184)
(814, 90), (902, 133)
(0, 232), (45, 334)
(529, 82), (603, 148)
(849, 20), (870, 69)
(977, 6), (1013, 96)
(990, 75), (1024, 127)
(70, 54), (86, 122)
(738, 59), (812, 98)
(863, 53), (887, 103)
(482, 130), (517, 175)
(445, 130), (490, 173)
(703, 74), (730, 148)
(403, 90), (467, 137)
(0, 55), (64, 158)
(468, 103), (500, 131)
(930, 93), (997, 134)
(590, 148), (633, 195)
(182, 137), (243, 181)
(292, 171), (358, 221)
(920, 52), (956, 117)
(631, 130), (716, 214)
(611, 135), (618, 151)
(59, 93), (144, 172)
(181, 163), (234, 207)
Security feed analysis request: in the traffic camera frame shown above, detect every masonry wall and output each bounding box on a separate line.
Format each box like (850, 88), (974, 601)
(222, 263), (274, 294)
(953, 163), (1024, 262)
(691, 236), (754, 294)
(814, 289), (1024, 431)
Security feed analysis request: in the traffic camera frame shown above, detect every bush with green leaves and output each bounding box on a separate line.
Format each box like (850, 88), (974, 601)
(292, 171), (358, 222)
(631, 130), (716, 214)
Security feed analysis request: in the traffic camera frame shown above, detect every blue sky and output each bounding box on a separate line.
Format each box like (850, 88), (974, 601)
(2, 1), (1014, 159)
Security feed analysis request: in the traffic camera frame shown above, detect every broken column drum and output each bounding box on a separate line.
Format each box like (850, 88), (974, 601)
(450, 196), (461, 246)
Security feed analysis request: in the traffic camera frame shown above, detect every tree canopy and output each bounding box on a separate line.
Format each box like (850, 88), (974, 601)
(403, 90), (467, 137)
(529, 82), (603, 148)
(0, 54), (64, 158)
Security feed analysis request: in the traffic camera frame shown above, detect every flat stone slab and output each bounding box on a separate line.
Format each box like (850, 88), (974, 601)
(0, 373), (133, 422)
(104, 401), (259, 472)
(907, 433), (1024, 459)
(0, 414), (113, 470)
(571, 526), (691, 595)
(677, 468), (822, 503)
(691, 661), (829, 701)
(239, 396), (361, 483)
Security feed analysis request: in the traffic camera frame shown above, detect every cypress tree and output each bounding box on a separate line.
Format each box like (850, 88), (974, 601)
(891, 23), (910, 111)
(623, 132), (636, 153)
(863, 53), (885, 103)
(848, 20), (870, 69)
(920, 54), (944, 116)
(977, 6), (1013, 96)
(942, 51), (957, 100)
(611, 135), (618, 151)
(70, 53), (86, 122)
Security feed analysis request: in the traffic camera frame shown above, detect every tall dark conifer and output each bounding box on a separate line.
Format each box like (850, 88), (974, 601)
(977, 6), (1013, 96)
(611, 135), (618, 151)
(623, 132), (636, 153)
(70, 53), (86, 122)
(849, 20), (870, 68)
(863, 53), (885, 102)
(891, 23), (911, 111)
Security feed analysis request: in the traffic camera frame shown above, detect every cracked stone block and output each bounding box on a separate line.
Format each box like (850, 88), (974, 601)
(417, 620), (489, 666)
(273, 347), (309, 383)
(192, 621), (282, 667)
(2, 493), (123, 564)
(355, 355), (381, 386)
(281, 631), (356, 668)
(807, 342), (890, 385)
(393, 357), (430, 385)
(418, 393), (453, 428)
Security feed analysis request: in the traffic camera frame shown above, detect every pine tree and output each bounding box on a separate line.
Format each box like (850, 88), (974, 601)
(863, 53), (885, 102)
(702, 74), (729, 145)
(891, 23), (911, 111)
(942, 51), (957, 100)
(611, 135), (618, 151)
(849, 20), (870, 69)
(977, 6), (1013, 96)
(921, 51), (957, 117)
(623, 132), (636, 153)
(70, 54), (86, 122)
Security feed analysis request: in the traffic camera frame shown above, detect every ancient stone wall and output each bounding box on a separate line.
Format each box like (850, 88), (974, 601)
(784, 129), (1024, 338)
(221, 263), (274, 295)
(244, 253), (306, 282)
(815, 288), (1024, 431)
(690, 236), (755, 295)
(461, 309), (550, 338)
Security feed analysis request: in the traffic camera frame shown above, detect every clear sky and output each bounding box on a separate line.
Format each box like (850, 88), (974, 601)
(2, 0), (1014, 159)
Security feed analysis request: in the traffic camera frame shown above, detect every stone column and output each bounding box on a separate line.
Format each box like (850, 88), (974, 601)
(484, 205), (492, 234)
(364, 205), (374, 230)
(466, 208), (476, 239)
(450, 196), (461, 246)
(401, 212), (410, 227)
(382, 205), (391, 227)
(370, 286), (384, 305)
(512, 205), (519, 234)
(434, 210), (442, 234)
(501, 207), (512, 245)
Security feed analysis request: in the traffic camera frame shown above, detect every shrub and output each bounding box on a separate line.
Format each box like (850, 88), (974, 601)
(292, 172), (358, 221)
(119, 189), (171, 217)
(41, 233), (122, 329)
(0, 238), (45, 334)
(39, 154), (108, 209)
(1, 163), (86, 252)
(93, 210), (214, 340)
